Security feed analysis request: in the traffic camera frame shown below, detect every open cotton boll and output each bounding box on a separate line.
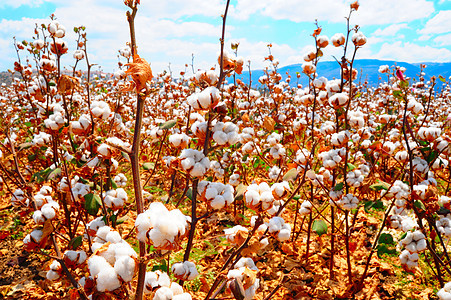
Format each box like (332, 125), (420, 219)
(224, 225), (248, 245)
(88, 255), (111, 277)
(154, 287), (173, 300)
(96, 267), (121, 292)
(106, 230), (122, 244)
(95, 226), (113, 242)
(437, 282), (451, 300)
(32, 210), (45, 224)
(46, 260), (61, 280)
(234, 257), (258, 271)
(173, 293), (192, 300)
(171, 261), (199, 281)
(41, 201), (59, 220)
(299, 200), (312, 216)
(114, 255), (135, 282)
(64, 250), (87, 265)
(87, 217), (106, 236)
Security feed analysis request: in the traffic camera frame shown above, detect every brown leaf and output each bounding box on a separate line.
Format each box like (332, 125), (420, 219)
(124, 53), (152, 92)
(58, 74), (81, 95)
(242, 267), (257, 290)
(263, 116), (275, 132)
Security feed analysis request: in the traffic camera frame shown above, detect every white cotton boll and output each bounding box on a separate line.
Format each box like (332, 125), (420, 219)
(416, 239), (427, 252)
(412, 230), (425, 241)
(213, 131), (228, 145)
(114, 255), (135, 282)
(173, 293), (192, 300)
(96, 226), (112, 242)
(96, 267), (121, 292)
(399, 250), (409, 264)
(268, 217), (284, 233)
(181, 157), (195, 170)
(88, 255), (111, 277)
(46, 270), (60, 280)
(190, 163), (206, 177)
(41, 202), (58, 220)
(405, 243), (417, 253)
(144, 272), (159, 293)
(33, 210), (45, 224)
(157, 271), (171, 287)
(171, 282), (184, 295)
(245, 189), (260, 206)
(277, 224), (291, 241)
(154, 287), (173, 300)
(437, 289), (451, 300)
(106, 230), (122, 244)
(211, 195), (225, 209)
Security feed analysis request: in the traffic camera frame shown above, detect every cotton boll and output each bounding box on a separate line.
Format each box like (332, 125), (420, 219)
(154, 286), (173, 300)
(106, 230), (122, 244)
(114, 255), (135, 282)
(416, 239), (427, 252)
(96, 267), (121, 292)
(46, 270), (60, 280)
(88, 255), (111, 277)
(144, 272), (159, 293)
(33, 210), (45, 224)
(173, 293), (192, 300)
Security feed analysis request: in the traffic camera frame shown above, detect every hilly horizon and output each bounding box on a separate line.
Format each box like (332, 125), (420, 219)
(235, 59), (451, 88)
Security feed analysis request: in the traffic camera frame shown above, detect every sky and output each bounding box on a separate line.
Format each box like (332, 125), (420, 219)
(0, 0), (451, 75)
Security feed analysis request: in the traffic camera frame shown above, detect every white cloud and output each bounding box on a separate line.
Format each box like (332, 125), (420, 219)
(419, 10), (451, 35)
(232, 0), (434, 25)
(0, 0), (45, 9)
(371, 41), (451, 62)
(373, 23), (409, 36)
(434, 33), (451, 46)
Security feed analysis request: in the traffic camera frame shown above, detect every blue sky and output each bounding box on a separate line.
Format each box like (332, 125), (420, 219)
(1, 0), (450, 74)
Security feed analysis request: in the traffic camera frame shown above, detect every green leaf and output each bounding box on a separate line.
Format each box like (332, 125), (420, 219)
(186, 188), (193, 200)
(116, 216), (128, 225)
(47, 167), (62, 181)
(438, 75), (446, 82)
(378, 233), (395, 245)
(414, 200), (426, 211)
(392, 90), (402, 98)
(121, 151), (130, 161)
(73, 27), (79, 33)
(31, 167), (52, 184)
(376, 244), (397, 258)
(312, 219), (328, 236)
(18, 142), (33, 151)
(369, 181), (390, 191)
(283, 168), (298, 181)
(69, 236), (83, 250)
(159, 120), (177, 130)
(399, 80), (409, 89)
(48, 81), (56, 87)
(84, 193), (102, 216)
(333, 182), (344, 191)
(143, 162), (155, 170)
(347, 163), (356, 171)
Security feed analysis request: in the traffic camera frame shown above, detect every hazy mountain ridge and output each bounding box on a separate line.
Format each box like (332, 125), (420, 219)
(236, 59), (451, 88)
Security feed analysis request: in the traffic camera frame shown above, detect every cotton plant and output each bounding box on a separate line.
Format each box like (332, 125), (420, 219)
(197, 181), (234, 209)
(226, 257), (260, 300)
(135, 202), (190, 251)
(81, 226), (138, 293)
(143, 270), (192, 299)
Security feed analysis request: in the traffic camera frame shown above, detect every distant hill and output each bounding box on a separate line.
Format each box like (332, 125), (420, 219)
(236, 59), (451, 88)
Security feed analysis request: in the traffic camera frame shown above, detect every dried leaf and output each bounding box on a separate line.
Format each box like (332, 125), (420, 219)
(124, 53), (153, 92)
(263, 116), (275, 132)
